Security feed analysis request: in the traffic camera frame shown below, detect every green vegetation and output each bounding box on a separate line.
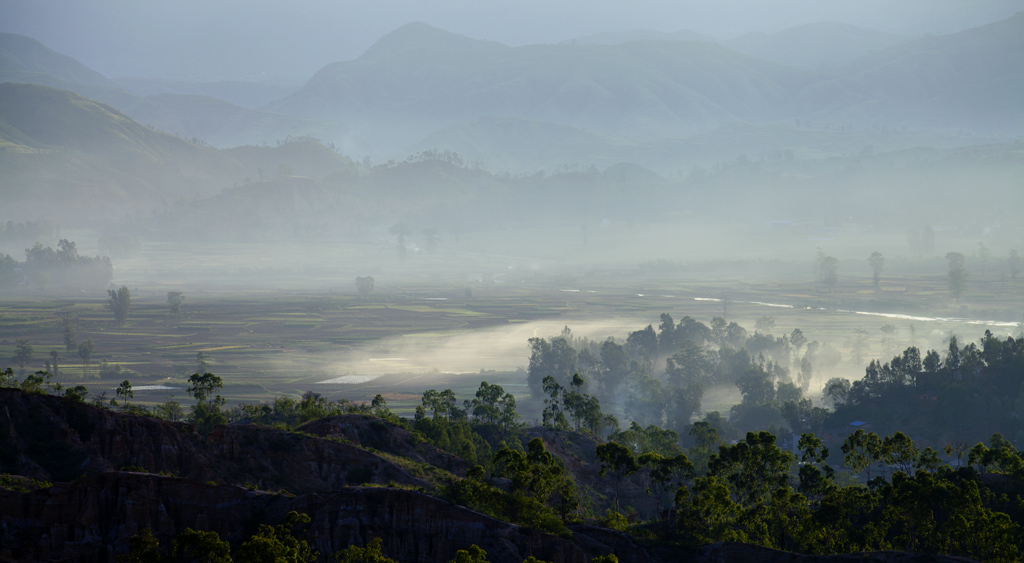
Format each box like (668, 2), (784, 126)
(674, 430), (1022, 560)
(186, 372), (227, 435)
(231, 391), (364, 428)
(334, 538), (394, 563)
(828, 331), (1024, 444)
(118, 511), (318, 563)
(5, 329), (1024, 561)
(0, 473), (53, 492)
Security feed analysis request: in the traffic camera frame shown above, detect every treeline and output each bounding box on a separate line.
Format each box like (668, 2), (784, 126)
(527, 315), (838, 441)
(0, 239), (112, 290)
(526, 314), (1024, 452)
(824, 331), (1024, 444)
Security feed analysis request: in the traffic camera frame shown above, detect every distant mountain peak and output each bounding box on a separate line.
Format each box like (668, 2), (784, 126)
(564, 28), (715, 46)
(361, 22), (507, 59)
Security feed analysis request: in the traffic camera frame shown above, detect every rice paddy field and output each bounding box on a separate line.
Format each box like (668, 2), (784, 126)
(2, 259), (1020, 421)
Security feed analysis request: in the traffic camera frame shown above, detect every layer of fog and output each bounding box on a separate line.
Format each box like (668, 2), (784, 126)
(302, 298), (1021, 410)
(696, 296), (1020, 329)
(38, 213), (1020, 298)
(314, 318), (648, 382)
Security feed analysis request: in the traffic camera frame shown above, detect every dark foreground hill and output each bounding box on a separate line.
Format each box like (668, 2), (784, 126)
(0, 388), (982, 562)
(0, 472), (647, 563)
(0, 387), (645, 562)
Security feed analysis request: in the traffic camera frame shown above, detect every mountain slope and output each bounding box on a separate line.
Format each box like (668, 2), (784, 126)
(0, 33), (338, 148)
(406, 116), (641, 173)
(0, 82), (239, 210)
(0, 32), (118, 89)
(0, 83), (363, 225)
(725, 22), (907, 68)
(269, 22), (813, 149)
(271, 16), (1023, 154)
(116, 92), (343, 148)
(407, 115), (1007, 175)
(112, 77), (300, 110)
(797, 13), (1024, 132)
(0, 82), (205, 157)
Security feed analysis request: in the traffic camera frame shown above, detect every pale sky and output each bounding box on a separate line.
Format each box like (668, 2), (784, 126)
(1, 0), (1020, 82)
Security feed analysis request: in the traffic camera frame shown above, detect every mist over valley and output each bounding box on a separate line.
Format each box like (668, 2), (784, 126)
(1, 2), (1023, 561)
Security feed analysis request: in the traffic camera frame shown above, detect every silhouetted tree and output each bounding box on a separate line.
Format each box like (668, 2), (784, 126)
(977, 242), (990, 278)
(196, 351), (209, 374)
(790, 328), (806, 358)
(946, 252), (968, 301)
(187, 372), (224, 406)
(167, 291), (184, 315)
(12, 339), (32, 374)
(754, 316), (776, 335)
(118, 528), (161, 563)
(171, 528), (232, 563)
(389, 223), (411, 261)
(819, 256), (839, 292)
(596, 441), (639, 511)
(842, 429), (883, 480)
(78, 338), (94, 376)
(869, 251), (885, 289)
(466, 381), (522, 432)
(356, 276), (375, 294)
(107, 286), (131, 324)
(116, 379), (133, 408)
(58, 311), (76, 352)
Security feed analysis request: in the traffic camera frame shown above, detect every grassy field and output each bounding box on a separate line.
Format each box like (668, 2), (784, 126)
(1, 264), (1020, 419)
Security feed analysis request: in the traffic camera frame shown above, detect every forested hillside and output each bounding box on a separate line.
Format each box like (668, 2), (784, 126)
(2, 328), (1022, 561)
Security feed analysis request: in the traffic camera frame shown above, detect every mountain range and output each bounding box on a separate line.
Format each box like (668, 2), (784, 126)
(1, 14), (1021, 177)
(0, 33), (333, 148)
(0, 82), (357, 223)
(4, 79), (1021, 244)
(566, 21), (907, 68)
(270, 14), (1022, 158)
